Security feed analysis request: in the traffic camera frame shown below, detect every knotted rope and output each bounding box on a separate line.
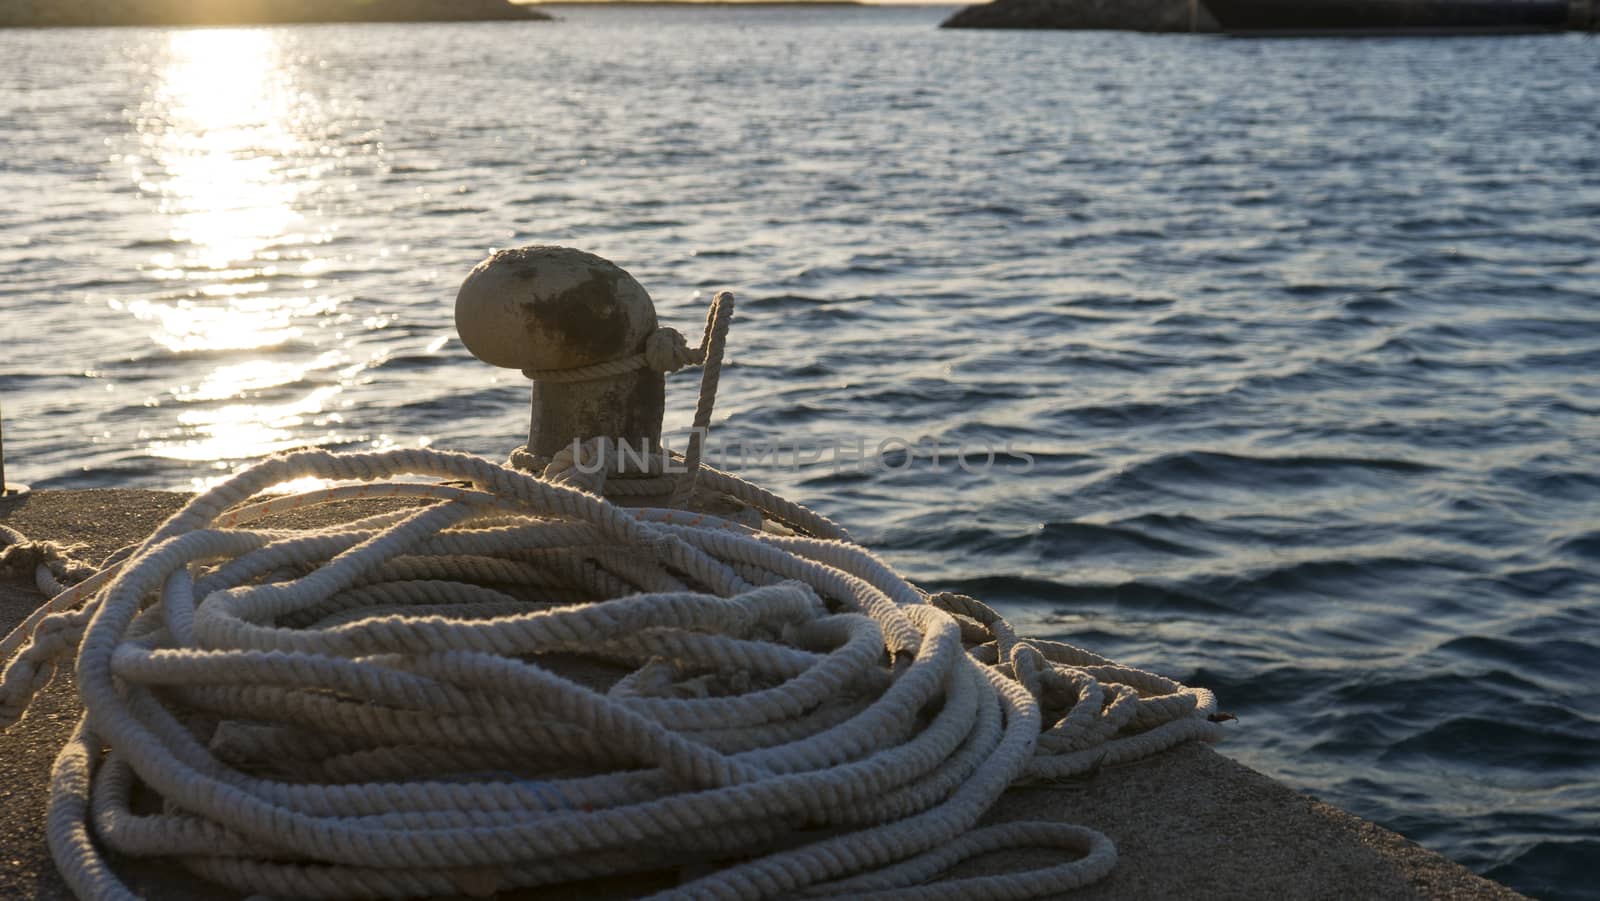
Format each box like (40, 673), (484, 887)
(0, 293), (1226, 901)
(1, 523), (97, 598)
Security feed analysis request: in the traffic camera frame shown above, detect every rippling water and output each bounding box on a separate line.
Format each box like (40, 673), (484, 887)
(2, 7), (1597, 897)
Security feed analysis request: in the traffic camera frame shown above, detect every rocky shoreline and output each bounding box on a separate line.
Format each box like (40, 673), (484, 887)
(942, 0), (1218, 32)
(0, 0), (548, 28)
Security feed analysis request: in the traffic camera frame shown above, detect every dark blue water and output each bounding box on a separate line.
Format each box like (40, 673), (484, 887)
(1, 7), (1597, 897)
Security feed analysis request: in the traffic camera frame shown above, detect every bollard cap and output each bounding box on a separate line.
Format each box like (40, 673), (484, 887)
(454, 246), (659, 374)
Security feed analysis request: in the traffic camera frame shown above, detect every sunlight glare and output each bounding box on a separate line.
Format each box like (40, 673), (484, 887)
(153, 30), (310, 271)
(153, 385), (344, 464)
(122, 29), (353, 473)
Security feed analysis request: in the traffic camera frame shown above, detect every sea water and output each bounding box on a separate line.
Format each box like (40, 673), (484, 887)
(1, 7), (1596, 897)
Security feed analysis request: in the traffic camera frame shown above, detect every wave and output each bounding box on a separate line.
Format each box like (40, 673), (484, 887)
(1060, 293), (1175, 311)
(1555, 531), (1600, 562)
(102, 340), (322, 366)
(741, 293), (864, 310)
(1342, 295), (1408, 314)
(419, 206), (489, 217)
(1436, 635), (1600, 686)
(1381, 714), (1598, 771)
(364, 352), (455, 374)
(1175, 555), (1462, 612)
(1102, 450), (1435, 495)
(876, 519), (1209, 560)
(1486, 840), (1600, 901)
(0, 371), (82, 390)
(1523, 347), (1600, 371)
(507, 192), (581, 206)
(935, 574), (1235, 615)
(1035, 520), (1212, 559)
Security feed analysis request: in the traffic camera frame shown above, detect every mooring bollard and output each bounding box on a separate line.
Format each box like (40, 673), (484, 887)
(455, 246), (666, 464)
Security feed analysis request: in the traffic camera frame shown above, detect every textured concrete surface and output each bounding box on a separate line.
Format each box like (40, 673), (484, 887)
(0, 489), (1525, 900)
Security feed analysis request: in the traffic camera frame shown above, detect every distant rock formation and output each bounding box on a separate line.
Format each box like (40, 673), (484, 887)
(0, 0), (549, 28)
(942, 0), (1218, 31)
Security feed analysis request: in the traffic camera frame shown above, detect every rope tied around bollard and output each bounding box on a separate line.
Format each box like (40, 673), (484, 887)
(512, 291), (735, 509)
(520, 292), (733, 385)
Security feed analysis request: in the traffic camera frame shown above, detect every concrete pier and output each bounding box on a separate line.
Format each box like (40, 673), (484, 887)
(1, 488), (1525, 900)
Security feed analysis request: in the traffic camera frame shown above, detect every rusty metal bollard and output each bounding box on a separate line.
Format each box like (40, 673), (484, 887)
(455, 246), (666, 464)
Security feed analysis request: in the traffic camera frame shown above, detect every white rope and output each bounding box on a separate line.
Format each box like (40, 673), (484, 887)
(0, 449), (1224, 900)
(0, 292), (1226, 900)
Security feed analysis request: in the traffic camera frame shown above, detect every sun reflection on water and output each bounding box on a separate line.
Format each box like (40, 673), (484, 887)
(125, 29), (353, 486)
(153, 385), (345, 463)
(150, 30), (309, 270)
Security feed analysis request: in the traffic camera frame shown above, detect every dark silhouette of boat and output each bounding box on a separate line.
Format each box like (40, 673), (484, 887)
(1201, 0), (1576, 34)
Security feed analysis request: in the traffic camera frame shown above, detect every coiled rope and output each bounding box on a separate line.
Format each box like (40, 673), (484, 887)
(0, 294), (1225, 901)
